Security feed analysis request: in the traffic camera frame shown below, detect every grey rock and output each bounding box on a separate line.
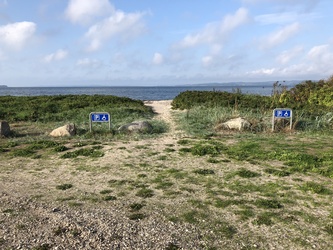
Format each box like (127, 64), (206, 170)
(0, 120), (10, 137)
(118, 121), (153, 134)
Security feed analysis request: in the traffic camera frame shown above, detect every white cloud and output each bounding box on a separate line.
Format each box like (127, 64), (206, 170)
(202, 56), (213, 67)
(248, 44), (333, 79)
(65, 0), (114, 25)
(152, 53), (164, 65)
(177, 8), (250, 49)
(276, 45), (304, 64)
(0, 22), (36, 50)
(85, 11), (146, 51)
(261, 22), (300, 49)
(0, 50), (5, 60)
(306, 45), (333, 74)
(43, 49), (68, 63)
(77, 58), (102, 68)
(255, 11), (320, 26)
(249, 68), (277, 75)
(255, 12), (299, 25)
(243, 0), (320, 14)
(243, 0), (318, 6)
(307, 44), (332, 61)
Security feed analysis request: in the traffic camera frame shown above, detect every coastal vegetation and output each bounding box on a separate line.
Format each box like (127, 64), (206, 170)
(172, 78), (333, 135)
(0, 95), (169, 137)
(0, 95), (152, 123)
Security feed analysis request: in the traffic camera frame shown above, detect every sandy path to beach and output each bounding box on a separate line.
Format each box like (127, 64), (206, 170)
(144, 100), (181, 137)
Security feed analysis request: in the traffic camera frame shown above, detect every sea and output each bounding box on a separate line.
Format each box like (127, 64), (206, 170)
(0, 83), (295, 101)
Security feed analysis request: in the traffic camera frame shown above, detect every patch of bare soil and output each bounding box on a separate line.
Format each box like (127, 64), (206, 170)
(144, 100), (184, 137)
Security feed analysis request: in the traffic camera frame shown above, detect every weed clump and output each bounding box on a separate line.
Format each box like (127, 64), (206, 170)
(177, 139), (191, 145)
(165, 242), (181, 250)
(10, 148), (35, 157)
(325, 224), (333, 235)
(28, 140), (59, 149)
(56, 184), (73, 190)
(32, 243), (52, 250)
(193, 169), (215, 175)
(128, 213), (146, 220)
(264, 168), (291, 177)
(103, 195), (117, 201)
(129, 203), (145, 212)
(191, 142), (225, 156)
(255, 199), (283, 209)
(61, 148), (104, 158)
(236, 168), (261, 178)
(99, 189), (112, 194)
(54, 145), (69, 152)
(136, 188), (154, 198)
(254, 213), (275, 226)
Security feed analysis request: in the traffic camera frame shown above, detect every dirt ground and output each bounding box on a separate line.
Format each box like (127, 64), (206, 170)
(0, 101), (205, 250)
(0, 100), (332, 250)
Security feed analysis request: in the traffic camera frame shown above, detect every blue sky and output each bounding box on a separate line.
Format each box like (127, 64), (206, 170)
(0, 0), (332, 86)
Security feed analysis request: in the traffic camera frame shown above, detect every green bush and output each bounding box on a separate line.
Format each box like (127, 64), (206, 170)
(277, 79), (333, 112)
(0, 95), (153, 123)
(172, 77), (333, 134)
(171, 90), (270, 110)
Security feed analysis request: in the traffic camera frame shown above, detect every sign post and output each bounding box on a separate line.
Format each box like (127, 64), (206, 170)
(272, 108), (292, 131)
(89, 112), (111, 132)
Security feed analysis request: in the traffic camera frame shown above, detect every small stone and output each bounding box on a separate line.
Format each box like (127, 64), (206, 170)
(52, 207), (61, 213)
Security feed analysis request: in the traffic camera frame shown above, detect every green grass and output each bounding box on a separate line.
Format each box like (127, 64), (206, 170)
(0, 95), (153, 123)
(234, 168), (261, 178)
(10, 148), (36, 158)
(213, 221), (238, 239)
(300, 182), (331, 195)
(254, 212), (277, 226)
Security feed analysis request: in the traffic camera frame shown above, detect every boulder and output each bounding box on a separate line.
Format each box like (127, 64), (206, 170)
(50, 124), (76, 137)
(217, 117), (251, 131)
(0, 121), (10, 137)
(118, 121), (153, 134)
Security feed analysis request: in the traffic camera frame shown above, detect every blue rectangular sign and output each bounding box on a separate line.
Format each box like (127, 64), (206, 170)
(274, 109), (291, 118)
(91, 113), (110, 122)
